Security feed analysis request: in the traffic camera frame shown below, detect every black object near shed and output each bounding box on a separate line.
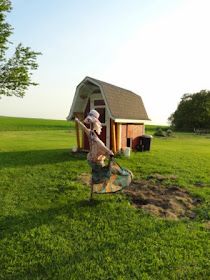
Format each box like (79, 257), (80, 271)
(137, 135), (153, 151)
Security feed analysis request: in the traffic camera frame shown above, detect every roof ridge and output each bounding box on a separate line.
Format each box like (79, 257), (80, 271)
(86, 76), (138, 96)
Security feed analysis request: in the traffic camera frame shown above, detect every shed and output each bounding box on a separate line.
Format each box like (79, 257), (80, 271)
(67, 76), (150, 153)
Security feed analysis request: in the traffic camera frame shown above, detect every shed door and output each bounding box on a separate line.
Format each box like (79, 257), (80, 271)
(90, 94), (108, 147)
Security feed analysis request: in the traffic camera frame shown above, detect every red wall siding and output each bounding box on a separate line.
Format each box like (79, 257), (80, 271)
(121, 124), (144, 150)
(121, 124), (127, 150)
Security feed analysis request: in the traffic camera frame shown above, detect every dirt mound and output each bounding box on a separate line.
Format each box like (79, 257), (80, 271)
(79, 173), (201, 220)
(124, 179), (200, 220)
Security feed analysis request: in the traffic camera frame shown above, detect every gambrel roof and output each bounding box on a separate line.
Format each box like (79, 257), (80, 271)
(67, 76), (150, 122)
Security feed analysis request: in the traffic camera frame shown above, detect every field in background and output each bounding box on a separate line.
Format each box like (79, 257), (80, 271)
(0, 116), (74, 131)
(0, 117), (210, 279)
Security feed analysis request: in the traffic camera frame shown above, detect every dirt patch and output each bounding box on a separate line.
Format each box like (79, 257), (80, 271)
(124, 179), (200, 220)
(79, 173), (201, 220)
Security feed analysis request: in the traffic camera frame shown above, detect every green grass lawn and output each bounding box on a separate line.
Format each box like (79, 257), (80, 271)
(0, 117), (210, 279)
(0, 116), (74, 131)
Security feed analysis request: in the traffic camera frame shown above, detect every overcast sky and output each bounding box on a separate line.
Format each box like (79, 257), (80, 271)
(1, 0), (210, 124)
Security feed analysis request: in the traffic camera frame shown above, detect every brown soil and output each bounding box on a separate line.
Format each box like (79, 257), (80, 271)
(79, 173), (201, 220)
(124, 178), (200, 220)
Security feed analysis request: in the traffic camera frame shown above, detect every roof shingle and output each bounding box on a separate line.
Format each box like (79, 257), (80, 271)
(88, 77), (149, 121)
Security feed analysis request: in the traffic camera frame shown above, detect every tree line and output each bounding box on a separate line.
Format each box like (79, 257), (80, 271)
(169, 90), (210, 132)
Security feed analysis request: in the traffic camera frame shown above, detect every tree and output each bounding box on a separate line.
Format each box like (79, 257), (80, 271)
(0, 0), (41, 98)
(169, 90), (210, 131)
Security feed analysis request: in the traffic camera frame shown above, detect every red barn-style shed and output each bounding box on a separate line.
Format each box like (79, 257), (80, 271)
(67, 77), (150, 153)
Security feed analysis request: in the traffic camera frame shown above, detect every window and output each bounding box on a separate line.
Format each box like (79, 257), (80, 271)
(94, 99), (105, 106)
(127, 138), (132, 148)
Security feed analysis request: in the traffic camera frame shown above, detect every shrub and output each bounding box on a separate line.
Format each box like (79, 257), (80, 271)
(153, 128), (166, 137)
(153, 128), (173, 137)
(166, 129), (173, 137)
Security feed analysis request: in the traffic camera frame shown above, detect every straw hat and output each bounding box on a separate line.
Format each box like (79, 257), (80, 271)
(84, 109), (100, 124)
(84, 109), (102, 134)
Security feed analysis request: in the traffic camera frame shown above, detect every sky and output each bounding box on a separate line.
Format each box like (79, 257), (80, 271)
(1, 0), (210, 124)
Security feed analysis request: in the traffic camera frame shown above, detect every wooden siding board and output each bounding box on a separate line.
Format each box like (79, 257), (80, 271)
(121, 124), (127, 150)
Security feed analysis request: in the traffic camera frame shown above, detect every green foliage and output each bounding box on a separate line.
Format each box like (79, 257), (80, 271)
(0, 0), (12, 60)
(153, 127), (166, 137)
(145, 124), (169, 135)
(0, 118), (210, 279)
(169, 90), (210, 131)
(153, 127), (173, 137)
(0, 0), (41, 97)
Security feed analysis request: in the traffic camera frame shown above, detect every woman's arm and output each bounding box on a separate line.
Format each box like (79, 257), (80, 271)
(96, 137), (114, 156)
(75, 117), (90, 136)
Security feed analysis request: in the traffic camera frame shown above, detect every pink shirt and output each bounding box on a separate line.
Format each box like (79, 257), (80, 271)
(75, 118), (113, 164)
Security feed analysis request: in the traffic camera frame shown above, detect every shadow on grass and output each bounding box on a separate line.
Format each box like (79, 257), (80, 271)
(77, 199), (103, 207)
(0, 198), (105, 240)
(0, 150), (86, 169)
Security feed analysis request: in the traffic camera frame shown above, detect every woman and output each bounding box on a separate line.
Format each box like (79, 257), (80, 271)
(75, 109), (132, 196)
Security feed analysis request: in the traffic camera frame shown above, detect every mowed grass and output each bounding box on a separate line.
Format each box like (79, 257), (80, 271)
(0, 116), (74, 131)
(0, 117), (210, 279)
